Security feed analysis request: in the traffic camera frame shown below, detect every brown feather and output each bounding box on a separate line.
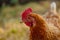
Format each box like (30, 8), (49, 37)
(28, 13), (60, 40)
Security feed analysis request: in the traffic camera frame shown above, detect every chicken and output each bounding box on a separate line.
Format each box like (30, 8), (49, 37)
(43, 2), (60, 29)
(43, 10), (60, 29)
(22, 8), (60, 40)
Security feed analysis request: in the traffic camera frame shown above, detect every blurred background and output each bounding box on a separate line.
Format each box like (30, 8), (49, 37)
(0, 0), (60, 40)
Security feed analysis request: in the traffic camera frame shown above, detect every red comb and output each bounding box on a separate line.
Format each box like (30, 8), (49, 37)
(22, 8), (32, 26)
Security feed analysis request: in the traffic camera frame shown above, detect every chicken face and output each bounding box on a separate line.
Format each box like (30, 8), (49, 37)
(22, 8), (35, 27)
(26, 15), (36, 27)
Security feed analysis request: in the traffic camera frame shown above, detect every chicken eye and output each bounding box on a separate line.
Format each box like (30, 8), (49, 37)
(26, 16), (31, 22)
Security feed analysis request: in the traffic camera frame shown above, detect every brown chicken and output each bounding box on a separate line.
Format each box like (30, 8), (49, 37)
(22, 8), (60, 40)
(43, 10), (60, 29)
(44, 2), (60, 29)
